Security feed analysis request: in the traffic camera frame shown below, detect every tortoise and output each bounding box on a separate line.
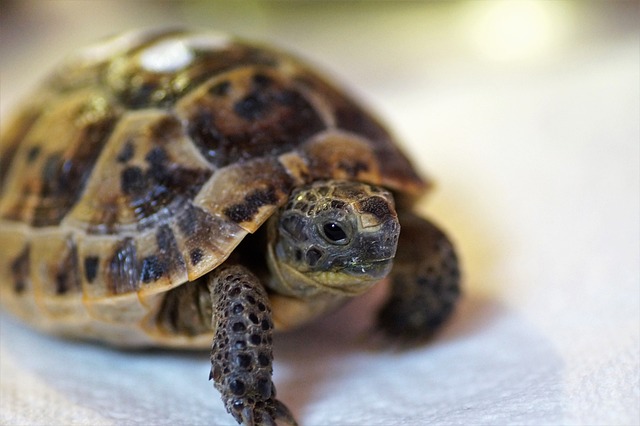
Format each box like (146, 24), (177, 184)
(0, 28), (461, 425)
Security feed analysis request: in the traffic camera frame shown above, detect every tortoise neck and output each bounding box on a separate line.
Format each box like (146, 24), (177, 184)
(265, 236), (348, 330)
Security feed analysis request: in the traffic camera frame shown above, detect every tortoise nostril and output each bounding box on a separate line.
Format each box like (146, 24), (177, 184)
(306, 248), (322, 266)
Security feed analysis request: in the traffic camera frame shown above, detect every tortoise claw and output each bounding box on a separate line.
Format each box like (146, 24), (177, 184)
(268, 398), (298, 426)
(238, 398), (297, 426)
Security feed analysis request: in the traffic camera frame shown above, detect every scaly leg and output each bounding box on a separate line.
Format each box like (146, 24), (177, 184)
(208, 265), (297, 426)
(377, 211), (461, 341)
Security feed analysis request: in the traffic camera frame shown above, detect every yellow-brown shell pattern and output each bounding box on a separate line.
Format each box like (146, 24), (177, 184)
(0, 29), (425, 343)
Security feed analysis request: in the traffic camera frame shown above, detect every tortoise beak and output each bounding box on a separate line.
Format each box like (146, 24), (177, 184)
(350, 258), (394, 280)
(309, 257), (394, 295)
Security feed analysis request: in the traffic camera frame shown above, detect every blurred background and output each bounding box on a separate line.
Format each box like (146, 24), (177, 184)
(1, 1), (638, 425)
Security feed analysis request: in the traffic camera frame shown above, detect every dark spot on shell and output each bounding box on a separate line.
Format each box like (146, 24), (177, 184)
(120, 166), (146, 195)
(252, 73), (273, 88)
(147, 115), (180, 142)
(116, 141), (135, 163)
(208, 80), (231, 96)
(189, 247), (204, 265)
(123, 81), (160, 109)
(26, 146), (41, 163)
(186, 110), (225, 166)
(177, 204), (199, 237)
(55, 241), (80, 295)
(224, 186), (278, 223)
(41, 154), (62, 184)
(140, 255), (165, 283)
(154, 225), (186, 280)
(10, 246), (30, 294)
(234, 340), (247, 350)
(155, 225), (175, 253)
(274, 89), (299, 106)
(358, 196), (392, 220)
(145, 146), (168, 167)
(84, 256), (99, 283)
(232, 303), (244, 314)
(248, 313), (259, 324)
(234, 92), (269, 120)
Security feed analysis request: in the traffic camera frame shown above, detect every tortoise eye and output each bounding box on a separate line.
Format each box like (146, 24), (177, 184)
(322, 222), (347, 243)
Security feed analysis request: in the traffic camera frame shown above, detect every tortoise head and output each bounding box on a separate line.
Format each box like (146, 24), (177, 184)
(268, 180), (400, 297)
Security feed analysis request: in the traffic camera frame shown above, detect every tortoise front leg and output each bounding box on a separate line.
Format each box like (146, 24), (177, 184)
(207, 265), (297, 426)
(377, 211), (461, 341)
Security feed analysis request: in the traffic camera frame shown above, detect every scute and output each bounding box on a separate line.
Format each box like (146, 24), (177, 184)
(0, 88), (121, 227)
(194, 156), (295, 232)
(64, 109), (212, 233)
(176, 66), (326, 168)
(0, 28), (426, 343)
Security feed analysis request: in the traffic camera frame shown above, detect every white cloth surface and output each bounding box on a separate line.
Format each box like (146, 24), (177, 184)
(1, 2), (638, 425)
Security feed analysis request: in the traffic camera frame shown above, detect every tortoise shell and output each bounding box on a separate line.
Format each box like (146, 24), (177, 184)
(0, 28), (426, 346)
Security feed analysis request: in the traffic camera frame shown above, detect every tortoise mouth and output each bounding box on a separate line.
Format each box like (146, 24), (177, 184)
(343, 257), (394, 278)
(309, 258), (394, 295)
